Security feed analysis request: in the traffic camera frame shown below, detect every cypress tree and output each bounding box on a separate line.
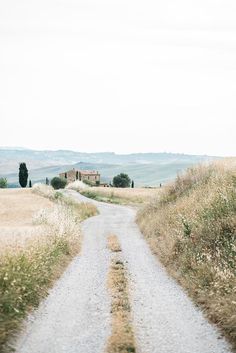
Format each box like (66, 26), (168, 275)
(19, 163), (28, 188)
(29, 180), (32, 188)
(46, 177), (49, 185)
(131, 180), (134, 188)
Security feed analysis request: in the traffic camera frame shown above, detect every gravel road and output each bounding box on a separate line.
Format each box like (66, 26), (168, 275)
(14, 190), (232, 353)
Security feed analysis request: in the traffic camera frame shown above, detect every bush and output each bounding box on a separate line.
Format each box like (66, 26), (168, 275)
(50, 177), (67, 190)
(113, 173), (131, 188)
(0, 178), (7, 188)
(80, 190), (98, 200)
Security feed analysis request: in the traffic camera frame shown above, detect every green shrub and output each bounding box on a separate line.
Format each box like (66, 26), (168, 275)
(113, 173), (131, 188)
(0, 178), (7, 189)
(54, 191), (64, 200)
(81, 190), (98, 200)
(50, 177), (67, 190)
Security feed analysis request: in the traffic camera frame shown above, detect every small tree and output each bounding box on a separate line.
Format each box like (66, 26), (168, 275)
(46, 177), (49, 185)
(0, 178), (7, 188)
(113, 173), (131, 188)
(51, 177), (67, 190)
(29, 180), (32, 188)
(19, 163), (28, 188)
(131, 180), (134, 188)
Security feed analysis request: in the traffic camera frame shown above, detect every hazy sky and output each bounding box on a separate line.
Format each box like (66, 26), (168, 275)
(0, 0), (236, 156)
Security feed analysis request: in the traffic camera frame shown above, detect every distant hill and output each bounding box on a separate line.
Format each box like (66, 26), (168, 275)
(0, 148), (219, 187)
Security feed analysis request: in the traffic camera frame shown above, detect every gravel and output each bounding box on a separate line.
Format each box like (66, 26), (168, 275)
(14, 190), (232, 353)
(14, 203), (111, 353)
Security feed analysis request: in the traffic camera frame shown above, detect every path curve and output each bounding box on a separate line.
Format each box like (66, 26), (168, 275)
(14, 190), (232, 353)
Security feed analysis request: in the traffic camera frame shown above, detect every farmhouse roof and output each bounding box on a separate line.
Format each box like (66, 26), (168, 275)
(61, 169), (99, 175)
(80, 170), (100, 175)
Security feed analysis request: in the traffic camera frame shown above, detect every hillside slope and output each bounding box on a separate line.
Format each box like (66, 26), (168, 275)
(137, 160), (236, 348)
(0, 148), (216, 173)
(0, 148), (218, 187)
(4, 161), (209, 187)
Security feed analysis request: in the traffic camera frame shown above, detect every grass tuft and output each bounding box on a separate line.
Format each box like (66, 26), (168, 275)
(107, 235), (122, 252)
(0, 234), (78, 350)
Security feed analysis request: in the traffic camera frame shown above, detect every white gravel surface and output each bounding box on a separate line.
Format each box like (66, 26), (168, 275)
(14, 190), (232, 353)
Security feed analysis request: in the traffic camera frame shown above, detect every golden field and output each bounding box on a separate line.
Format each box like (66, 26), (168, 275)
(0, 189), (53, 255)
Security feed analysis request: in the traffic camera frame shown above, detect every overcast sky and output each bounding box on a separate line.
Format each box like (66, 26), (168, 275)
(0, 0), (236, 156)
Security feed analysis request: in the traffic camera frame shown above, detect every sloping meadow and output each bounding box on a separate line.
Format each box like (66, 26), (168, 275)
(0, 184), (97, 351)
(137, 160), (236, 349)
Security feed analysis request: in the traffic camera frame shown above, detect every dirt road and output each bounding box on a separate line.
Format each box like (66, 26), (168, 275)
(14, 190), (231, 353)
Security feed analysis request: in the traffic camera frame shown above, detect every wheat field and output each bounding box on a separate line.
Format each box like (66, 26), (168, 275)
(0, 189), (53, 255)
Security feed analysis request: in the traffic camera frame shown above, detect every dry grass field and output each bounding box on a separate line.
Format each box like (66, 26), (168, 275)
(97, 187), (159, 202)
(0, 189), (52, 227)
(137, 159), (236, 348)
(0, 185), (97, 352)
(0, 189), (53, 255)
(78, 186), (160, 205)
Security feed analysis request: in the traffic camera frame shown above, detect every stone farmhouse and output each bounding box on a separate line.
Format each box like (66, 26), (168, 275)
(59, 168), (100, 185)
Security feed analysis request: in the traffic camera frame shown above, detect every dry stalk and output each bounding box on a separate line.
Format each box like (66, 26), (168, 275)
(107, 235), (122, 253)
(106, 236), (136, 353)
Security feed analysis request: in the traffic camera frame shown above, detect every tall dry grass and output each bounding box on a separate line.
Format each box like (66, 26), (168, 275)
(32, 183), (97, 220)
(80, 187), (159, 205)
(66, 177), (159, 205)
(137, 160), (236, 349)
(66, 180), (88, 191)
(0, 185), (97, 351)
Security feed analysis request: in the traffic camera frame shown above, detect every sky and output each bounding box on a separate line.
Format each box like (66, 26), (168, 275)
(0, 0), (236, 156)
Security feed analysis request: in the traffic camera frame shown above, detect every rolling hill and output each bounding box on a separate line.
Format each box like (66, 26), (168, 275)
(0, 148), (219, 187)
